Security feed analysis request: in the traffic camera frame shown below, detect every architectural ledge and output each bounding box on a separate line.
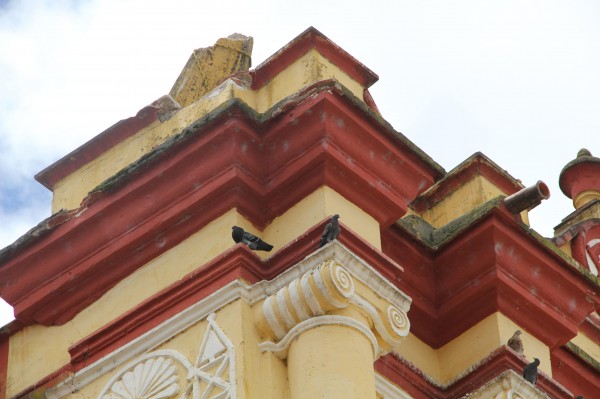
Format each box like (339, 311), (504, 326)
(255, 242), (411, 358)
(564, 341), (600, 372)
(387, 200), (600, 349)
(466, 369), (552, 399)
(376, 346), (576, 399)
(409, 152), (524, 215)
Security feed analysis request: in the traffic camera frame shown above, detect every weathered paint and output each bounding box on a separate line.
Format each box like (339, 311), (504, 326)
(7, 324), (75, 397)
(5, 209), (236, 396)
(410, 152), (523, 214)
(419, 175), (512, 228)
(393, 333), (441, 382)
(251, 27), (378, 90)
(238, 300), (291, 399)
(34, 243), (406, 399)
(493, 313), (552, 375)
(56, 300), (258, 399)
(440, 312), (553, 381)
(380, 345), (575, 399)
(385, 204), (600, 350)
(169, 34), (253, 108)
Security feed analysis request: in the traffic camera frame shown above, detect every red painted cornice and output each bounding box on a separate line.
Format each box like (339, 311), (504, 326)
(383, 203), (600, 349)
(251, 27), (378, 90)
(0, 88), (429, 328)
(551, 345), (600, 398)
(34, 105), (161, 190)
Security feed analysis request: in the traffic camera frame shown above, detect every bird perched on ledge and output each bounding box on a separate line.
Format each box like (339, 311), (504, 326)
(523, 358), (540, 385)
(319, 214), (340, 248)
(507, 330), (524, 355)
(232, 226), (273, 252)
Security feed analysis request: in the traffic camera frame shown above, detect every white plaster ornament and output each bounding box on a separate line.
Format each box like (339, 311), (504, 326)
(98, 313), (236, 399)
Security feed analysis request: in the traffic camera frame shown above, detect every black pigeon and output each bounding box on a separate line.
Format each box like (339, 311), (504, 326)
(575, 396), (584, 399)
(319, 214), (340, 248)
(523, 358), (540, 385)
(231, 226), (273, 252)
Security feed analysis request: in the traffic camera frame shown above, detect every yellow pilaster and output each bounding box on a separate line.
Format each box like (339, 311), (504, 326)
(288, 323), (376, 399)
(254, 247), (411, 399)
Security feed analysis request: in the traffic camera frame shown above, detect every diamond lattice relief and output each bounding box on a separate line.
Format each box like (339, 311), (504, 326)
(98, 313), (236, 399)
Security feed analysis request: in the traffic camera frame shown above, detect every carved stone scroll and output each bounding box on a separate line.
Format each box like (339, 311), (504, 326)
(256, 259), (410, 360)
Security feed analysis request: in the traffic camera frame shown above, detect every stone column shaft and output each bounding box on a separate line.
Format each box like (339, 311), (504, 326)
(288, 323), (376, 399)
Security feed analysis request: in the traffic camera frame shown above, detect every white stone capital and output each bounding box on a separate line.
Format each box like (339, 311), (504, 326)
(255, 245), (412, 359)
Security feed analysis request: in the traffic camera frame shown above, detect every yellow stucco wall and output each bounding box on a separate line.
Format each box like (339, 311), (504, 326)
(238, 299), (291, 399)
(261, 185), (381, 252)
(419, 176), (511, 228)
(395, 333), (441, 380)
(253, 49), (363, 112)
(395, 312), (551, 386)
(439, 313), (550, 381)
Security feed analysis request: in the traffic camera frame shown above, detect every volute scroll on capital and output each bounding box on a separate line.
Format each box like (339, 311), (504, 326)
(255, 258), (411, 359)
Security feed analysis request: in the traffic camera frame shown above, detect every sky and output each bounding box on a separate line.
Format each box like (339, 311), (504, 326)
(0, 0), (599, 326)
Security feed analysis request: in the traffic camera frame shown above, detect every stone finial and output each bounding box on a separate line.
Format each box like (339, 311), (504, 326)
(169, 34), (253, 108)
(577, 148), (592, 157)
(559, 149), (600, 209)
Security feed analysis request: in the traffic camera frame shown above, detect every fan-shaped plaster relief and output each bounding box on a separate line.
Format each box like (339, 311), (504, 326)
(97, 313), (236, 399)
